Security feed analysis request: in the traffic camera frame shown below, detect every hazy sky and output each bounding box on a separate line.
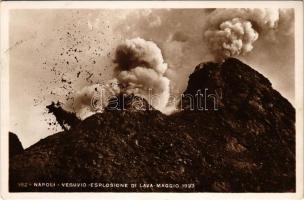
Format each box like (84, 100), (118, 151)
(9, 9), (294, 148)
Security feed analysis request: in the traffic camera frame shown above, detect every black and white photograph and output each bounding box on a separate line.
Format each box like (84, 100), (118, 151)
(0, 1), (303, 199)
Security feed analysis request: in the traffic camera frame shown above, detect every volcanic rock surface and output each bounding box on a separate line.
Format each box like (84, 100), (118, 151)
(9, 58), (295, 192)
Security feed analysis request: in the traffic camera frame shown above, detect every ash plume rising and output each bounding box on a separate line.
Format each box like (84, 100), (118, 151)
(114, 37), (170, 111)
(204, 8), (280, 60)
(68, 37), (170, 119)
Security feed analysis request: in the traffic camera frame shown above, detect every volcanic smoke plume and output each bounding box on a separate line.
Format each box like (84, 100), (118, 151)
(70, 38), (170, 119)
(114, 37), (170, 111)
(204, 8), (280, 60)
(69, 9), (291, 119)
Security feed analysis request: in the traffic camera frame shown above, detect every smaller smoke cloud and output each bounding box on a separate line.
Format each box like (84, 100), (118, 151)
(205, 18), (259, 59)
(204, 8), (280, 60)
(71, 79), (120, 119)
(114, 37), (170, 111)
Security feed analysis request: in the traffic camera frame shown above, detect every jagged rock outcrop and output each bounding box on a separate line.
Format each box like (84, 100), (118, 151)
(9, 132), (24, 159)
(46, 101), (81, 131)
(9, 58), (295, 192)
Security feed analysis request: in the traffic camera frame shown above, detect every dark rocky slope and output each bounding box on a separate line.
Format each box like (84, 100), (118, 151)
(9, 58), (295, 192)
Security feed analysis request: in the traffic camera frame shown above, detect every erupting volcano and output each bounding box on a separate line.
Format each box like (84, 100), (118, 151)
(9, 58), (295, 192)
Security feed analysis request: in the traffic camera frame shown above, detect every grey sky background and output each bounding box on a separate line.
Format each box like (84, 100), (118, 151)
(9, 9), (294, 148)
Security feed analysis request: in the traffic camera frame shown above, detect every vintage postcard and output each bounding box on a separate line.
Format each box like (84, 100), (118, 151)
(0, 1), (303, 200)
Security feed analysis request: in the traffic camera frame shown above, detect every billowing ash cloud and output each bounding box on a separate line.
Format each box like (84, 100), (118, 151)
(204, 8), (280, 60)
(114, 37), (170, 111)
(69, 37), (170, 119)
